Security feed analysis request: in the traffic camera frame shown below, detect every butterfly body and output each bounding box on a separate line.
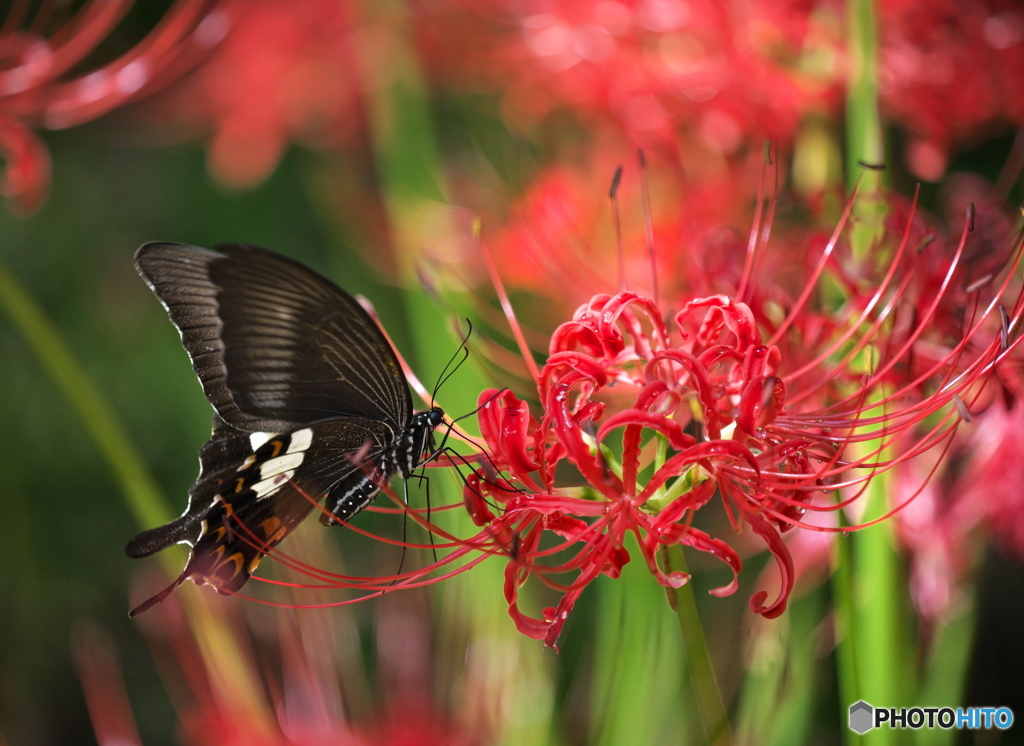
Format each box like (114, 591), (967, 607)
(125, 242), (443, 615)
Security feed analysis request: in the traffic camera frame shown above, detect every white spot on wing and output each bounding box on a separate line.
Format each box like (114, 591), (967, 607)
(287, 428), (313, 454)
(253, 471), (295, 498)
(252, 450), (307, 499)
(250, 432), (273, 450)
(260, 452), (306, 478)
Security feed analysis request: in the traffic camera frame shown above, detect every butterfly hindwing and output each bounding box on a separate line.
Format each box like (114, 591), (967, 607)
(127, 414), (399, 615)
(124, 414), (251, 558)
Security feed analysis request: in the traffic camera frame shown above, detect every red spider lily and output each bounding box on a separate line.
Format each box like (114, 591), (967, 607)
(413, 0), (843, 155)
(895, 376), (1024, 622)
(128, 0), (367, 189)
(457, 177), (1024, 647)
(474, 153), (764, 306)
(0, 0), (233, 213)
(879, 0), (1024, 181)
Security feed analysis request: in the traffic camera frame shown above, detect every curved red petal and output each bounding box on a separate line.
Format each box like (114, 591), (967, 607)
(745, 512), (795, 618)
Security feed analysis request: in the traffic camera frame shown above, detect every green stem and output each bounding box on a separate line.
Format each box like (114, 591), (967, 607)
(665, 544), (733, 746)
(0, 258), (171, 528)
(846, 0), (885, 261)
(831, 523), (860, 746)
(853, 476), (907, 746)
(845, 0), (883, 189)
(0, 256), (274, 722)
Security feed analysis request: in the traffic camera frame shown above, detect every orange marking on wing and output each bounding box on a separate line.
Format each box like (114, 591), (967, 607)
(209, 551), (245, 585)
(260, 517), (282, 537)
(258, 516), (289, 547)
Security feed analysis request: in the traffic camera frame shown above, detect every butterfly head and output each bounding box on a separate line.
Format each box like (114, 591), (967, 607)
(426, 407), (445, 429)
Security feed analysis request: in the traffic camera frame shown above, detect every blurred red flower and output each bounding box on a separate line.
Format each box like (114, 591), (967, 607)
(0, 0), (230, 212)
(414, 0), (843, 155)
(77, 592), (486, 746)
(131, 0), (368, 189)
(879, 0), (1024, 181)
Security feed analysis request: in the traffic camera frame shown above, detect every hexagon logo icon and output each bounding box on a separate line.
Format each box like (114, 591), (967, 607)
(849, 701), (874, 734)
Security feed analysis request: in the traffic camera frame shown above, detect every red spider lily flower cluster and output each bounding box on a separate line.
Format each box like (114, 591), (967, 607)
(414, 0), (843, 154)
(477, 153), (762, 309)
(458, 186), (1024, 647)
(879, 0), (1024, 181)
(130, 0), (366, 189)
(0, 0), (234, 213)
(417, 0), (1024, 179)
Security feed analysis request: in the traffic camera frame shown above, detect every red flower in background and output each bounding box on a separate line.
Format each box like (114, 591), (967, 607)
(131, 0), (367, 189)
(478, 152), (763, 303)
(895, 396), (1024, 622)
(879, 0), (1024, 181)
(414, 0), (843, 155)
(457, 174), (1023, 647)
(0, 0), (232, 213)
(77, 592), (487, 746)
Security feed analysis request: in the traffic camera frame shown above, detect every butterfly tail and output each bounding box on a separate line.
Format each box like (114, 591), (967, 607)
(128, 571), (188, 617)
(123, 515), (199, 558)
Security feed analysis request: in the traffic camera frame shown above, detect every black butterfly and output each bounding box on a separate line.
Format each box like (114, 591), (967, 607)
(125, 242), (444, 616)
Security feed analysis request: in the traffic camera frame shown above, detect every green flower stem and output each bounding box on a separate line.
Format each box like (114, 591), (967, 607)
(665, 544), (733, 746)
(831, 526), (861, 746)
(837, 2), (911, 742)
(852, 476), (907, 746)
(351, 4), (559, 744)
(833, 475), (909, 746)
(846, 0), (883, 190)
(0, 257), (171, 529)
(846, 0), (885, 260)
(593, 535), (690, 745)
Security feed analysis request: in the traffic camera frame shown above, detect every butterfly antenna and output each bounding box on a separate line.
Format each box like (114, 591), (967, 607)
(436, 445), (507, 515)
(435, 386), (504, 444)
(431, 319), (474, 407)
(431, 388), (524, 499)
(433, 387), (509, 457)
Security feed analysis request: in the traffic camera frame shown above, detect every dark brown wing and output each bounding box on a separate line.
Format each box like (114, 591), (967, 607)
(134, 242), (411, 433)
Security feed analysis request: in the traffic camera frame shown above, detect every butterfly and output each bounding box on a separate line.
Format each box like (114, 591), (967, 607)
(124, 242), (445, 616)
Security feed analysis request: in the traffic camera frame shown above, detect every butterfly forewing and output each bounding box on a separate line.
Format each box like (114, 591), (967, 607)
(135, 242), (411, 432)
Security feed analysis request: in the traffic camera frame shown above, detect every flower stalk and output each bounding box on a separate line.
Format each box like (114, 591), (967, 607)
(665, 544), (733, 746)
